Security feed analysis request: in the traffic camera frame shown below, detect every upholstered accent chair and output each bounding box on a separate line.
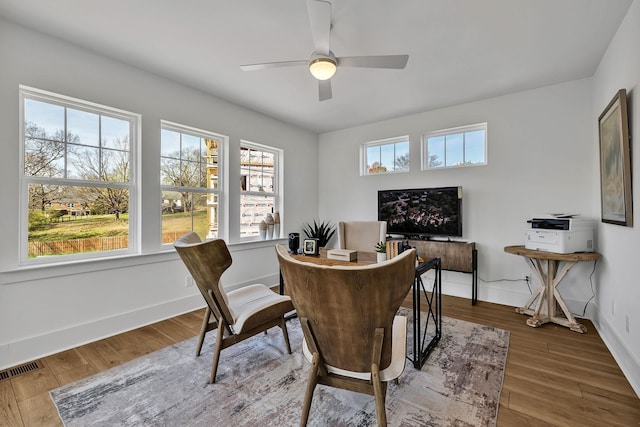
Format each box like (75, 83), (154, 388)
(174, 232), (293, 383)
(276, 244), (416, 426)
(337, 221), (387, 252)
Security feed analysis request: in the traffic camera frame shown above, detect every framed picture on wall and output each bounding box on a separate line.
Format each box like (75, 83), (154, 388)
(598, 89), (632, 226)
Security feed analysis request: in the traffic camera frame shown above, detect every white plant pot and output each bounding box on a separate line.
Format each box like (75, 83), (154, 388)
(376, 252), (387, 263)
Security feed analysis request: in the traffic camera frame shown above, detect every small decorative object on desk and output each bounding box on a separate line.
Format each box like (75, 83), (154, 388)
(264, 213), (275, 240)
(375, 241), (387, 263)
(288, 232), (300, 253)
(303, 238), (320, 256)
(259, 220), (268, 240)
(273, 211), (280, 238)
(302, 219), (336, 248)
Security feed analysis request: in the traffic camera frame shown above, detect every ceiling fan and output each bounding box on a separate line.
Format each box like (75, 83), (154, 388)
(240, 0), (409, 101)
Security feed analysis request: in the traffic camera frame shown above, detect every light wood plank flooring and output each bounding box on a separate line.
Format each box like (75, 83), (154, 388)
(1, 295), (638, 426)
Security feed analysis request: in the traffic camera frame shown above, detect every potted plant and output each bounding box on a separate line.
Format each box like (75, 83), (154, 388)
(375, 241), (387, 262)
(302, 220), (336, 248)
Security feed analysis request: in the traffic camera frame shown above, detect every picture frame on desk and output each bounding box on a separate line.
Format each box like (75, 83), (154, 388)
(303, 238), (319, 256)
(598, 88), (632, 227)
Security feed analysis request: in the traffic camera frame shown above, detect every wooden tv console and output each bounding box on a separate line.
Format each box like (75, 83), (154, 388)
(393, 239), (478, 304)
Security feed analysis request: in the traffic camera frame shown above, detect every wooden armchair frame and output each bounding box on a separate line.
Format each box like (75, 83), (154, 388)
(276, 245), (416, 426)
(174, 233), (293, 383)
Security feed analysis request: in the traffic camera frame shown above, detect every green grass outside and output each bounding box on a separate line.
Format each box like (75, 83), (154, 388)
(29, 210), (211, 242)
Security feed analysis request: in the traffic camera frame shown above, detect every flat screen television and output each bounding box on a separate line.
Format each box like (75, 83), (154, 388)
(378, 186), (462, 239)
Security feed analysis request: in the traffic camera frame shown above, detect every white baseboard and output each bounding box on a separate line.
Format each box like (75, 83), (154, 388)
(0, 295), (203, 371)
(1, 273), (282, 371)
(591, 304), (640, 397)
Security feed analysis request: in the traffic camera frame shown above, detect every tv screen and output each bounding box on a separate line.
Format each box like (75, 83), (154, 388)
(378, 186), (462, 238)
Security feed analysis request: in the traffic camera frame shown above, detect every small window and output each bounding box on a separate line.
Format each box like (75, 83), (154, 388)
(422, 123), (487, 169)
(240, 141), (282, 239)
(160, 121), (226, 243)
(361, 136), (410, 175)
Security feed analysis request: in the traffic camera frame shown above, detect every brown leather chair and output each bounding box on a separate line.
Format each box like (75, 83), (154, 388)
(276, 244), (416, 426)
(337, 221), (387, 252)
(174, 232), (293, 383)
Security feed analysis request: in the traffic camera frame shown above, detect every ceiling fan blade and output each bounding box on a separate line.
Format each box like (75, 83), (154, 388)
(307, 0), (331, 55)
(337, 55), (409, 69)
(318, 79), (332, 101)
(240, 60), (307, 71)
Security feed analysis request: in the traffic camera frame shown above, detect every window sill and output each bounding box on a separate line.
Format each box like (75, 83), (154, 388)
(0, 238), (287, 285)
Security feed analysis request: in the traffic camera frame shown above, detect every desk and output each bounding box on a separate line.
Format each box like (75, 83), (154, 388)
(278, 247), (441, 369)
(504, 245), (600, 333)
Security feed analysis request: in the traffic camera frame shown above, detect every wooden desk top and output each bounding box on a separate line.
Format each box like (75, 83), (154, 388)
(290, 247), (376, 266)
(504, 245), (600, 262)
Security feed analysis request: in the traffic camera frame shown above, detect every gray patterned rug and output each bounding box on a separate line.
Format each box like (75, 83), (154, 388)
(50, 309), (509, 426)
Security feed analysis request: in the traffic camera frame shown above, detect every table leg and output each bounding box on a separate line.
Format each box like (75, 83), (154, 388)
(517, 258), (587, 333)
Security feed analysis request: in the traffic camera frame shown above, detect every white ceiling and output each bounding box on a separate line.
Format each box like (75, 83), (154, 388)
(0, 0), (633, 133)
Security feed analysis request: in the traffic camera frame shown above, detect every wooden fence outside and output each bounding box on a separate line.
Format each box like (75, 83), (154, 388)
(29, 231), (187, 257)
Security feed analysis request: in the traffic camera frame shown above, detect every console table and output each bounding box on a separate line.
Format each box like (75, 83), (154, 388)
(278, 248), (441, 369)
(504, 245), (600, 333)
(401, 240), (478, 304)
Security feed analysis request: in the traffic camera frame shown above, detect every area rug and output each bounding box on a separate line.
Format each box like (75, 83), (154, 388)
(50, 310), (509, 426)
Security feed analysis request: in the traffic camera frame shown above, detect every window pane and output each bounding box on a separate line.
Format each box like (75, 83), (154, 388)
(101, 148), (130, 183)
(67, 108), (99, 146)
(181, 134), (200, 159)
(427, 136), (445, 168)
(395, 141), (409, 171)
(445, 133), (464, 166)
(240, 194), (275, 238)
(24, 138), (66, 177)
(161, 158), (181, 186)
(181, 160), (202, 187)
(161, 129), (181, 158)
(161, 191), (216, 243)
(380, 144), (394, 171)
(27, 184), (129, 258)
(102, 116), (130, 150)
(364, 138), (409, 175)
(367, 145), (382, 173)
(423, 124), (486, 170)
(24, 98), (64, 137)
(67, 145), (101, 180)
(464, 130), (485, 164)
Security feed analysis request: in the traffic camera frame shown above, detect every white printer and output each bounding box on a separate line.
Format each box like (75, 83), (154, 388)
(525, 214), (595, 254)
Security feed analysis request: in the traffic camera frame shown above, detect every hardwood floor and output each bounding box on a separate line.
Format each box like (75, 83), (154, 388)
(1, 295), (638, 426)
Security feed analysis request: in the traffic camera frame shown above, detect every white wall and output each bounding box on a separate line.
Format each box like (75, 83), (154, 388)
(0, 18), (319, 369)
(591, 0), (640, 395)
(318, 3), (640, 394)
(319, 79), (596, 309)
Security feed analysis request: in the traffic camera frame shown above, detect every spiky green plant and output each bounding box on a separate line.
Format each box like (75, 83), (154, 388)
(302, 219), (336, 248)
(375, 241), (387, 253)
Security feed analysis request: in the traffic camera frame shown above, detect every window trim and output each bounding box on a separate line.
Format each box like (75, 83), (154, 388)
(421, 122), (487, 170)
(160, 120), (229, 244)
(360, 135), (410, 176)
(19, 85), (141, 266)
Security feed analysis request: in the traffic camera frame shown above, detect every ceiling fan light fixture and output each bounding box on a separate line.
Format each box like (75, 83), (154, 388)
(309, 57), (336, 80)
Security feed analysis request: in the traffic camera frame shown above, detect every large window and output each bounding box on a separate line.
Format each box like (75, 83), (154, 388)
(160, 122), (225, 243)
(422, 123), (487, 169)
(361, 136), (410, 175)
(240, 141), (282, 239)
(20, 86), (139, 263)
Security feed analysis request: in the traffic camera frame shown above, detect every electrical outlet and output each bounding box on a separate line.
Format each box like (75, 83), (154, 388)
(521, 273), (530, 282)
(184, 275), (194, 287)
